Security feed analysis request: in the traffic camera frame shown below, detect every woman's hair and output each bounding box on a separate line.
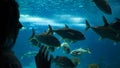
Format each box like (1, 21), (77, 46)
(0, 0), (22, 50)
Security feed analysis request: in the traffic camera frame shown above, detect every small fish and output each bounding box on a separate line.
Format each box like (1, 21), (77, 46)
(92, 0), (112, 14)
(88, 63), (99, 68)
(21, 51), (38, 59)
(48, 24), (85, 43)
(70, 48), (91, 56)
(61, 42), (70, 54)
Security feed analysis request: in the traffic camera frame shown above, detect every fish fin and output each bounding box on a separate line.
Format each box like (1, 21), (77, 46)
(65, 24), (69, 28)
(84, 20), (90, 32)
(44, 30), (47, 33)
(113, 42), (117, 45)
(98, 37), (103, 40)
(37, 42), (41, 47)
(20, 56), (24, 60)
(47, 24), (53, 35)
(102, 16), (109, 26)
(56, 46), (60, 49)
(71, 40), (76, 43)
(20, 53), (25, 60)
(29, 28), (35, 40)
(87, 48), (91, 54)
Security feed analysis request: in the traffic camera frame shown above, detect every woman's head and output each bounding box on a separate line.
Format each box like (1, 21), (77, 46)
(0, 0), (23, 49)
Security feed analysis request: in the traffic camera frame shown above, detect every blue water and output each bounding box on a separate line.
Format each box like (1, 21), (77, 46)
(14, 0), (120, 68)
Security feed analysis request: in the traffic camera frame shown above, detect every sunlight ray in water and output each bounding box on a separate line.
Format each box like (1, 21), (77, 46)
(20, 14), (86, 27)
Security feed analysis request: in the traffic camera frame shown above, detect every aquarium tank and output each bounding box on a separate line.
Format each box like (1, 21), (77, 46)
(14, 0), (120, 68)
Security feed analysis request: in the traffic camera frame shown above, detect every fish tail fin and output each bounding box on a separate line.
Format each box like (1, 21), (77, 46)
(85, 20), (90, 32)
(29, 28), (35, 40)
(102, 16), (109, 26)
(87, 48), (91, 54)
(20, 55), (24, 60)
(47, 24), (54, 35)
(65, 24), (69, 28)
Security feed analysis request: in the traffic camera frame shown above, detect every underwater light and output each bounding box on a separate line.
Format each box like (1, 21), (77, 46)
(20, 14), (63, 26)
(70, 17), (85, 23)
(20, 14), (55, 23)
(20, 14), (85, 28)
(55, 14), (85, 23)
(72, 24), (86, 27)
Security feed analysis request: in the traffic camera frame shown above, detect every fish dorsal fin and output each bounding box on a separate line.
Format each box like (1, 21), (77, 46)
(113, 42), (117, 45)
(102, 16), (109, 26)
(44, 30), (47, 33)
(47, 24), (53, 35)
(65, 24), (69, 28)
(84, 20), (90, 32)
(98, 36), (103, 40)
(87, 48), (91, 54)
(29, 28), (35, 40)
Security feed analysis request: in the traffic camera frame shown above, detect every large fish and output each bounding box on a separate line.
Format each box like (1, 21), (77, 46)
(85, 16), (120, 42)
(92, 0), (112, 15)
(100, 16), (120, 39)
(47, 24), (85, 43)
(29, 28), (60, 47)
(106, 18), (120, 36)
(52, 56), (80, 68)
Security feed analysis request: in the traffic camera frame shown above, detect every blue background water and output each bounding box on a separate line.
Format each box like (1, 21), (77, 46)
(14, 0), (120, 68)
